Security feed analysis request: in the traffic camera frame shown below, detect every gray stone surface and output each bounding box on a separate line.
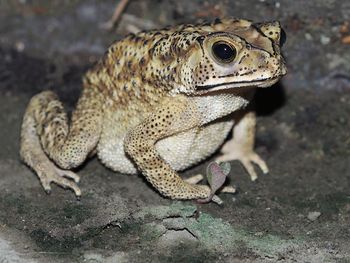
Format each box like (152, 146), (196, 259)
(0, 1), (349, 262)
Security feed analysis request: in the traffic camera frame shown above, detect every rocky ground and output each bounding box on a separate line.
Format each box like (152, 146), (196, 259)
(0, 1), (349, 262)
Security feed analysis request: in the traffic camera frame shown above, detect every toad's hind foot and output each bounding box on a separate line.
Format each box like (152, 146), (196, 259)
(36, 161), (81, 197)
(21, 135), (82, 196)
(29, 151), (81, 197)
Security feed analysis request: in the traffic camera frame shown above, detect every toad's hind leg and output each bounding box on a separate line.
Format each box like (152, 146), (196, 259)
(20, 89), (103, 196)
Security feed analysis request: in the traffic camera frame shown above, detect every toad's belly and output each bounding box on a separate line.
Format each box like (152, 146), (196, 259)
(97, 119), (234, 174)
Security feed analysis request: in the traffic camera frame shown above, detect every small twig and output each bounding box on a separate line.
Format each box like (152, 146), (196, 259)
(101, 0), (131, 30)
(122, 13), (159, 33)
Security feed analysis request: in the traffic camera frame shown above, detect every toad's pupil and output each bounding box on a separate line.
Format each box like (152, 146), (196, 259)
(212, 42), (236, 62)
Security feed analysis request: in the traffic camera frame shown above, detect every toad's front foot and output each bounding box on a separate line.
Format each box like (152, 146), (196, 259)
(215, 139), (268, 181)
(35, 161), (81, 197)
(185, 174), (236, 205)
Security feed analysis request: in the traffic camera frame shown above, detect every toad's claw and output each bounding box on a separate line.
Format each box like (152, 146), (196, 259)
(211, 195), (224, 205)
(36, 162), (81, 197)
(55, 168), (80, 183)
(210, 186), (236, 205)
(216, 151), (269, 181)
(221, 185), (236, 193)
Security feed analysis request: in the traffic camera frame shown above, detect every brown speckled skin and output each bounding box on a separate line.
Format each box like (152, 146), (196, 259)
(20, 18), (286, 200)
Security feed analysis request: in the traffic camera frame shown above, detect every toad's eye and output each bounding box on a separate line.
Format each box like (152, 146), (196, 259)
(212, 41), (236, 63)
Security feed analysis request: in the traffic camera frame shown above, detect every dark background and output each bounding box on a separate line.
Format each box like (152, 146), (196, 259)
(0, 1), (349, 262)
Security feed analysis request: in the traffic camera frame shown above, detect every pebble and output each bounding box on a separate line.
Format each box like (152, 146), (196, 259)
(307, 211), (321, 221)
(341, 35), (350, 44)
(320, 35), (330, 45)
(15, 41), (25, 52)
(305, 33), (313, 41)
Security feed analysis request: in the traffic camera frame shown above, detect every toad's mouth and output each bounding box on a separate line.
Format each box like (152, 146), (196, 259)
(195, 76), (279, 92)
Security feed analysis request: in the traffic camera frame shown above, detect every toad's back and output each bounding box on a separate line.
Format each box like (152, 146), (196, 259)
(83, 18), (264, 109)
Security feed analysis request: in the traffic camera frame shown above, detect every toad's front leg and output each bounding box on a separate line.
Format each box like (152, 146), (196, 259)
(124, 95), (211, 200)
